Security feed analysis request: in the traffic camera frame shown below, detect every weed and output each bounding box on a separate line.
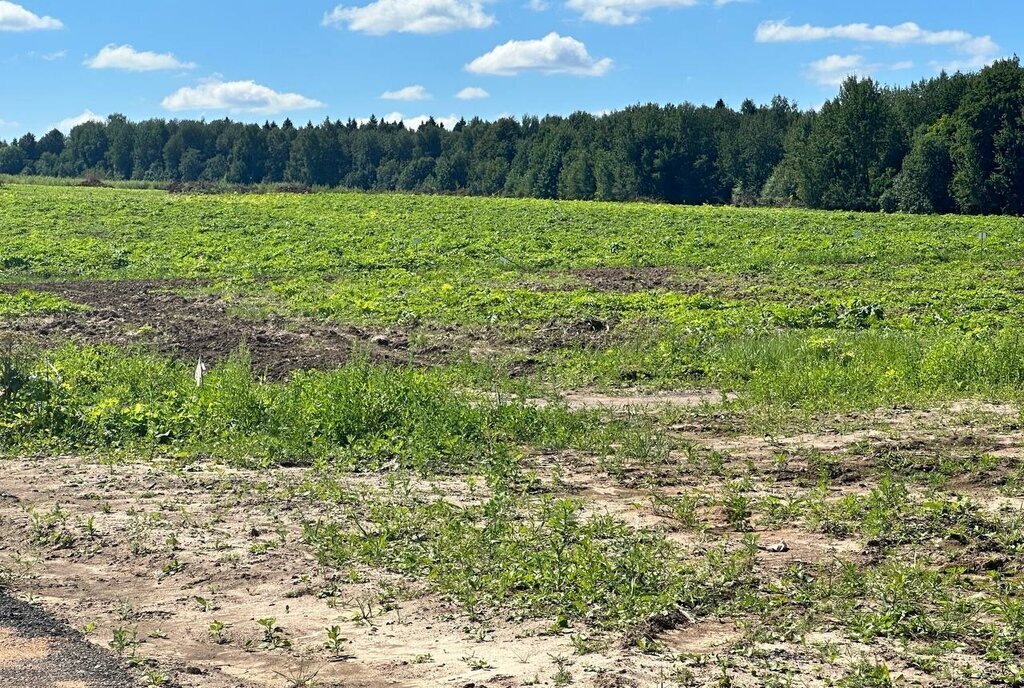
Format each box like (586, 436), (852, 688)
(274, 660), (321, 688)
(28, 504), (75, 548)
(257, 617), (290, 649)
(838, 659), (897, 687)
(324, 625), (347, 653)
(108, 626), (138, 658)
(208, 620), (228, 644)
(143, 670), (170, 687)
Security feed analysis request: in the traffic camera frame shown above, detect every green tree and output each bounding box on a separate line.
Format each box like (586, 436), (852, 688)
(894, 122), (955, 213)
(799, 77), (905, 210)
(0, 144), (26, 174)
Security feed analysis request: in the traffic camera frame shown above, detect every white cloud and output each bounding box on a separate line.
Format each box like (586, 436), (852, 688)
(526, 0), (548, 10)
(55, 110), (104, 133)
(85, 44), (195, 72)
(456, 86), (489, 100)
(937, 35), (1002, 71)
(381, 85), (432, 101)
(162, 79), (323, 114)
(713, 0), (748, 5)
(323, 0), (493, 35)
(759, 20), (1002, 77)
(566, 0), (696, 25)
(805, 54), (873, 86)
(466, 33), (613, 76)
(755, 20), (974, 45)
(25, 49), (65, 60)
(0, 1), (61, 31)
(806, 55), (924, 87)
(0, 118), (19, 128)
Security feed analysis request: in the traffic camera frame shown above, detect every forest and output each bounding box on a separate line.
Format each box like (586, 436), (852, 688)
(3, 58), (1024, 215)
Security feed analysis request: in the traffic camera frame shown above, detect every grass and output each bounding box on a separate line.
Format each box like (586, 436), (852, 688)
(0, 344), (611, 471)
(304, 492), (757, 629)
(0, 290), (85, 318)
(4, 183), (1024, 413)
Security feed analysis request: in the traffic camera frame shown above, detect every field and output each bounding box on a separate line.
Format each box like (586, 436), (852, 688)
(1, 182), (1023, 688)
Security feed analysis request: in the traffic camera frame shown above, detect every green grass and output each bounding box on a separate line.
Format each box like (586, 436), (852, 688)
(0, 345), (612, 471)
(303, 491), (757, 629)
(0, 290), (85, 318)
(3, 184), (1024, 412)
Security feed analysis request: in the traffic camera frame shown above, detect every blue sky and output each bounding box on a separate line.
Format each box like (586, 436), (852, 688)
(0, 0), (1019, 136)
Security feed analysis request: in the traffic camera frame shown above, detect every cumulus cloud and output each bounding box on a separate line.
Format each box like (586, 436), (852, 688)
(939, 35), (1002, 71)
(0, 1), (61, 31)
(162, 79), (323, 114)
(466, 33), (613, 76)
(323, 0), (493, 35)
(805, 54), (872, 86)
(757, 20), (1001, 73)
(456, 86), (489, 100)
(55, 110), (104, 133)
(566, 0), (696, 25)
(85, 44), (195, 72)
(804, 54), (918, 87)
(381, 85), (432, 101)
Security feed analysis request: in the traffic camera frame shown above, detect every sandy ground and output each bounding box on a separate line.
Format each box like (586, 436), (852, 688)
(0, 453), (665, 687)
(2, 395), (1021, 687)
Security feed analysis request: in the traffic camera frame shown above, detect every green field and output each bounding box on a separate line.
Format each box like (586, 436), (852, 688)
(1, 182), (1023, 687)
(5, 183), (1024, 405)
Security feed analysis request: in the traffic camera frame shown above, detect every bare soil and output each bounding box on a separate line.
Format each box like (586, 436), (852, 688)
(0, 456), (660, 688)
(562, 267), (683, 293)
(0, 280), (440, 378)
(0, 280), (628, 378)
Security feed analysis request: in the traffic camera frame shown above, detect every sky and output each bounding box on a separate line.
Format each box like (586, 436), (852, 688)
(0, 0), (1019, 136)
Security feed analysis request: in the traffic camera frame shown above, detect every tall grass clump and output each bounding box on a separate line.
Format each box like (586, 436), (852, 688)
(0, 345), (596, 472)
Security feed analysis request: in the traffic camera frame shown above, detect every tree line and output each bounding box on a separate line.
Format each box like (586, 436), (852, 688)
(3, 58), (1024, 215)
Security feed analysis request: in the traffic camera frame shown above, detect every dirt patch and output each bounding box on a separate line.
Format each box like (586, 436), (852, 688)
(489, 389), (734, 414)
(659, 618), (742, 654)
(0, 280), (442, 378)
(0, 628), (50, 667)
(0, 591), (139, 688)
(78, 178), (111, 188)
